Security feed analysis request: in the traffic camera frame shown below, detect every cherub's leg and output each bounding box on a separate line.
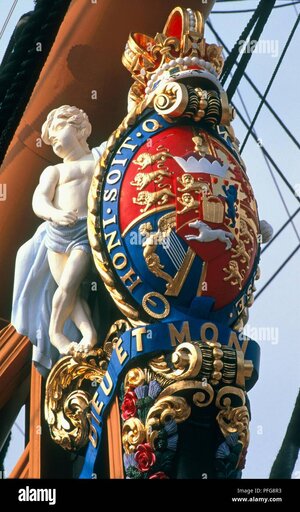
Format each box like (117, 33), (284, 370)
(72, 297), (97, 352)
(47, 250), (96, 347)
(48, 249), (91, 354)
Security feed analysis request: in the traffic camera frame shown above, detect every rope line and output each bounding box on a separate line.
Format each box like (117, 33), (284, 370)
(255, 243), (300, 300)
(0, 0), (18, 40)
(234, 85), (300, 244)
(213, 1), (300, 14)
(0, 0), (72, 164)
(207, 21), (300, 150)
(220, 0), (265, 85)
(233, 102), (300, 203)
(224, 0), (277, 101)
(240, 13), (300, 152)
(262, 207), (300, 254)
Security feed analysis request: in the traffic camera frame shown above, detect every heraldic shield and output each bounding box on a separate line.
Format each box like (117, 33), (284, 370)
(98, 112), (260, 320)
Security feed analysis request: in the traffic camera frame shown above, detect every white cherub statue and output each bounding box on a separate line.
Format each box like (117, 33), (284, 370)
(12, 105), (106, 374)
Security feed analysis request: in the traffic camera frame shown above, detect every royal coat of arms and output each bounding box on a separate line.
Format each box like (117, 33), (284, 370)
(43, 6), (268, 480)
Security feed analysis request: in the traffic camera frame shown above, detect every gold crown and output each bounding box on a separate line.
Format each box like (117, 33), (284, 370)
(122, 7), (224, 102)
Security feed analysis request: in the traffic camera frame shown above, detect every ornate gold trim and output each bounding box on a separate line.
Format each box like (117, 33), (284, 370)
(44, 349), (108, 451)
(122, 6), (224, 101)
(146, 396), (191, 431)
(122, 417), (146, 454)
(45, 321), (130, 451)
(215, 386), (250, 467)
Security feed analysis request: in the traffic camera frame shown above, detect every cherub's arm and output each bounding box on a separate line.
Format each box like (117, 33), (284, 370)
(32, 166), (77, 225)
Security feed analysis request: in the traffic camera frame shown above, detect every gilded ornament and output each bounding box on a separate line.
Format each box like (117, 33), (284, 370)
(215, 386), (250, 468)
(45, 349), (108, 451)
(158, 380), (214, 408)
(122, 418), (146, 454)
(146, 396), (191, 430)
(223, 260), (245, 290)
(124, 368), (146, 392)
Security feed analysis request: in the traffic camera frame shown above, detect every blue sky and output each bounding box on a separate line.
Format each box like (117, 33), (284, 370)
(0, 0), (299, 479)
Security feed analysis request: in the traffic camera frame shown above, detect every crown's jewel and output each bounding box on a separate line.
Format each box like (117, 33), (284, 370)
(122, 7), (224, 102)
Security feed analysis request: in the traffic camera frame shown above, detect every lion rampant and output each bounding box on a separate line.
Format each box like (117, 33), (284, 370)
(223, 260), (245, 290)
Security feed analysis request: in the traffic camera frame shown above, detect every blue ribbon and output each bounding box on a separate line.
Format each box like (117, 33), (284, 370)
(79, 318), (260, 478)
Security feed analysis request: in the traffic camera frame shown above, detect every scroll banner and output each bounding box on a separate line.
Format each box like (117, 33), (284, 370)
(79, 317), (259, 478)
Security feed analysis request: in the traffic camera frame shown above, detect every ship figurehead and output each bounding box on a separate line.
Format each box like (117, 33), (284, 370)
(46, 6), (263, 480)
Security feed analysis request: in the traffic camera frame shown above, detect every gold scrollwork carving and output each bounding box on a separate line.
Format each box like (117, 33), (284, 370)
(148, 342), (248, 390)
(148, 341), (202, 381)
(102, 319), (131, 358)
(215, 385), (246, 409)
(217, 406), (250, 450)
(45, 349), (108, 451)
(171, 342), (203, 379)
(146, 396), (191, 431)
(124, 368), (146, 392)
(215, 386), (250, 465)
(158, 379), (214, 408)
(122, 418), (146, 454)
(153, 82), (189, 120)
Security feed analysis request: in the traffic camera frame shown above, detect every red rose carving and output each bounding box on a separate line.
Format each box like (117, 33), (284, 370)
(121, 390), (137, 420)
(149, 472), (169, 479)
(135, 443), (156, 473)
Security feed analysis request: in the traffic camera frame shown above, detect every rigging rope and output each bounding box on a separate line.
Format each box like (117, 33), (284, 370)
(234, 85), (300, 244)
(233, 102), (300, 203)
(220, 0), (264, 86)
(234, 83), (300, 266)
(234, 101), (300, 297)
(213, 1), (300, 14)
(207, 21), (300, 150)
(255, 243), (300, 300)
(223, 0), (277, 101)
(0, 0), (18, 40)
(262, 207), (300, 254)
(240, 13), (300, 152)
(209, 19), (300, 247)
(0, 0), (71, 165)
